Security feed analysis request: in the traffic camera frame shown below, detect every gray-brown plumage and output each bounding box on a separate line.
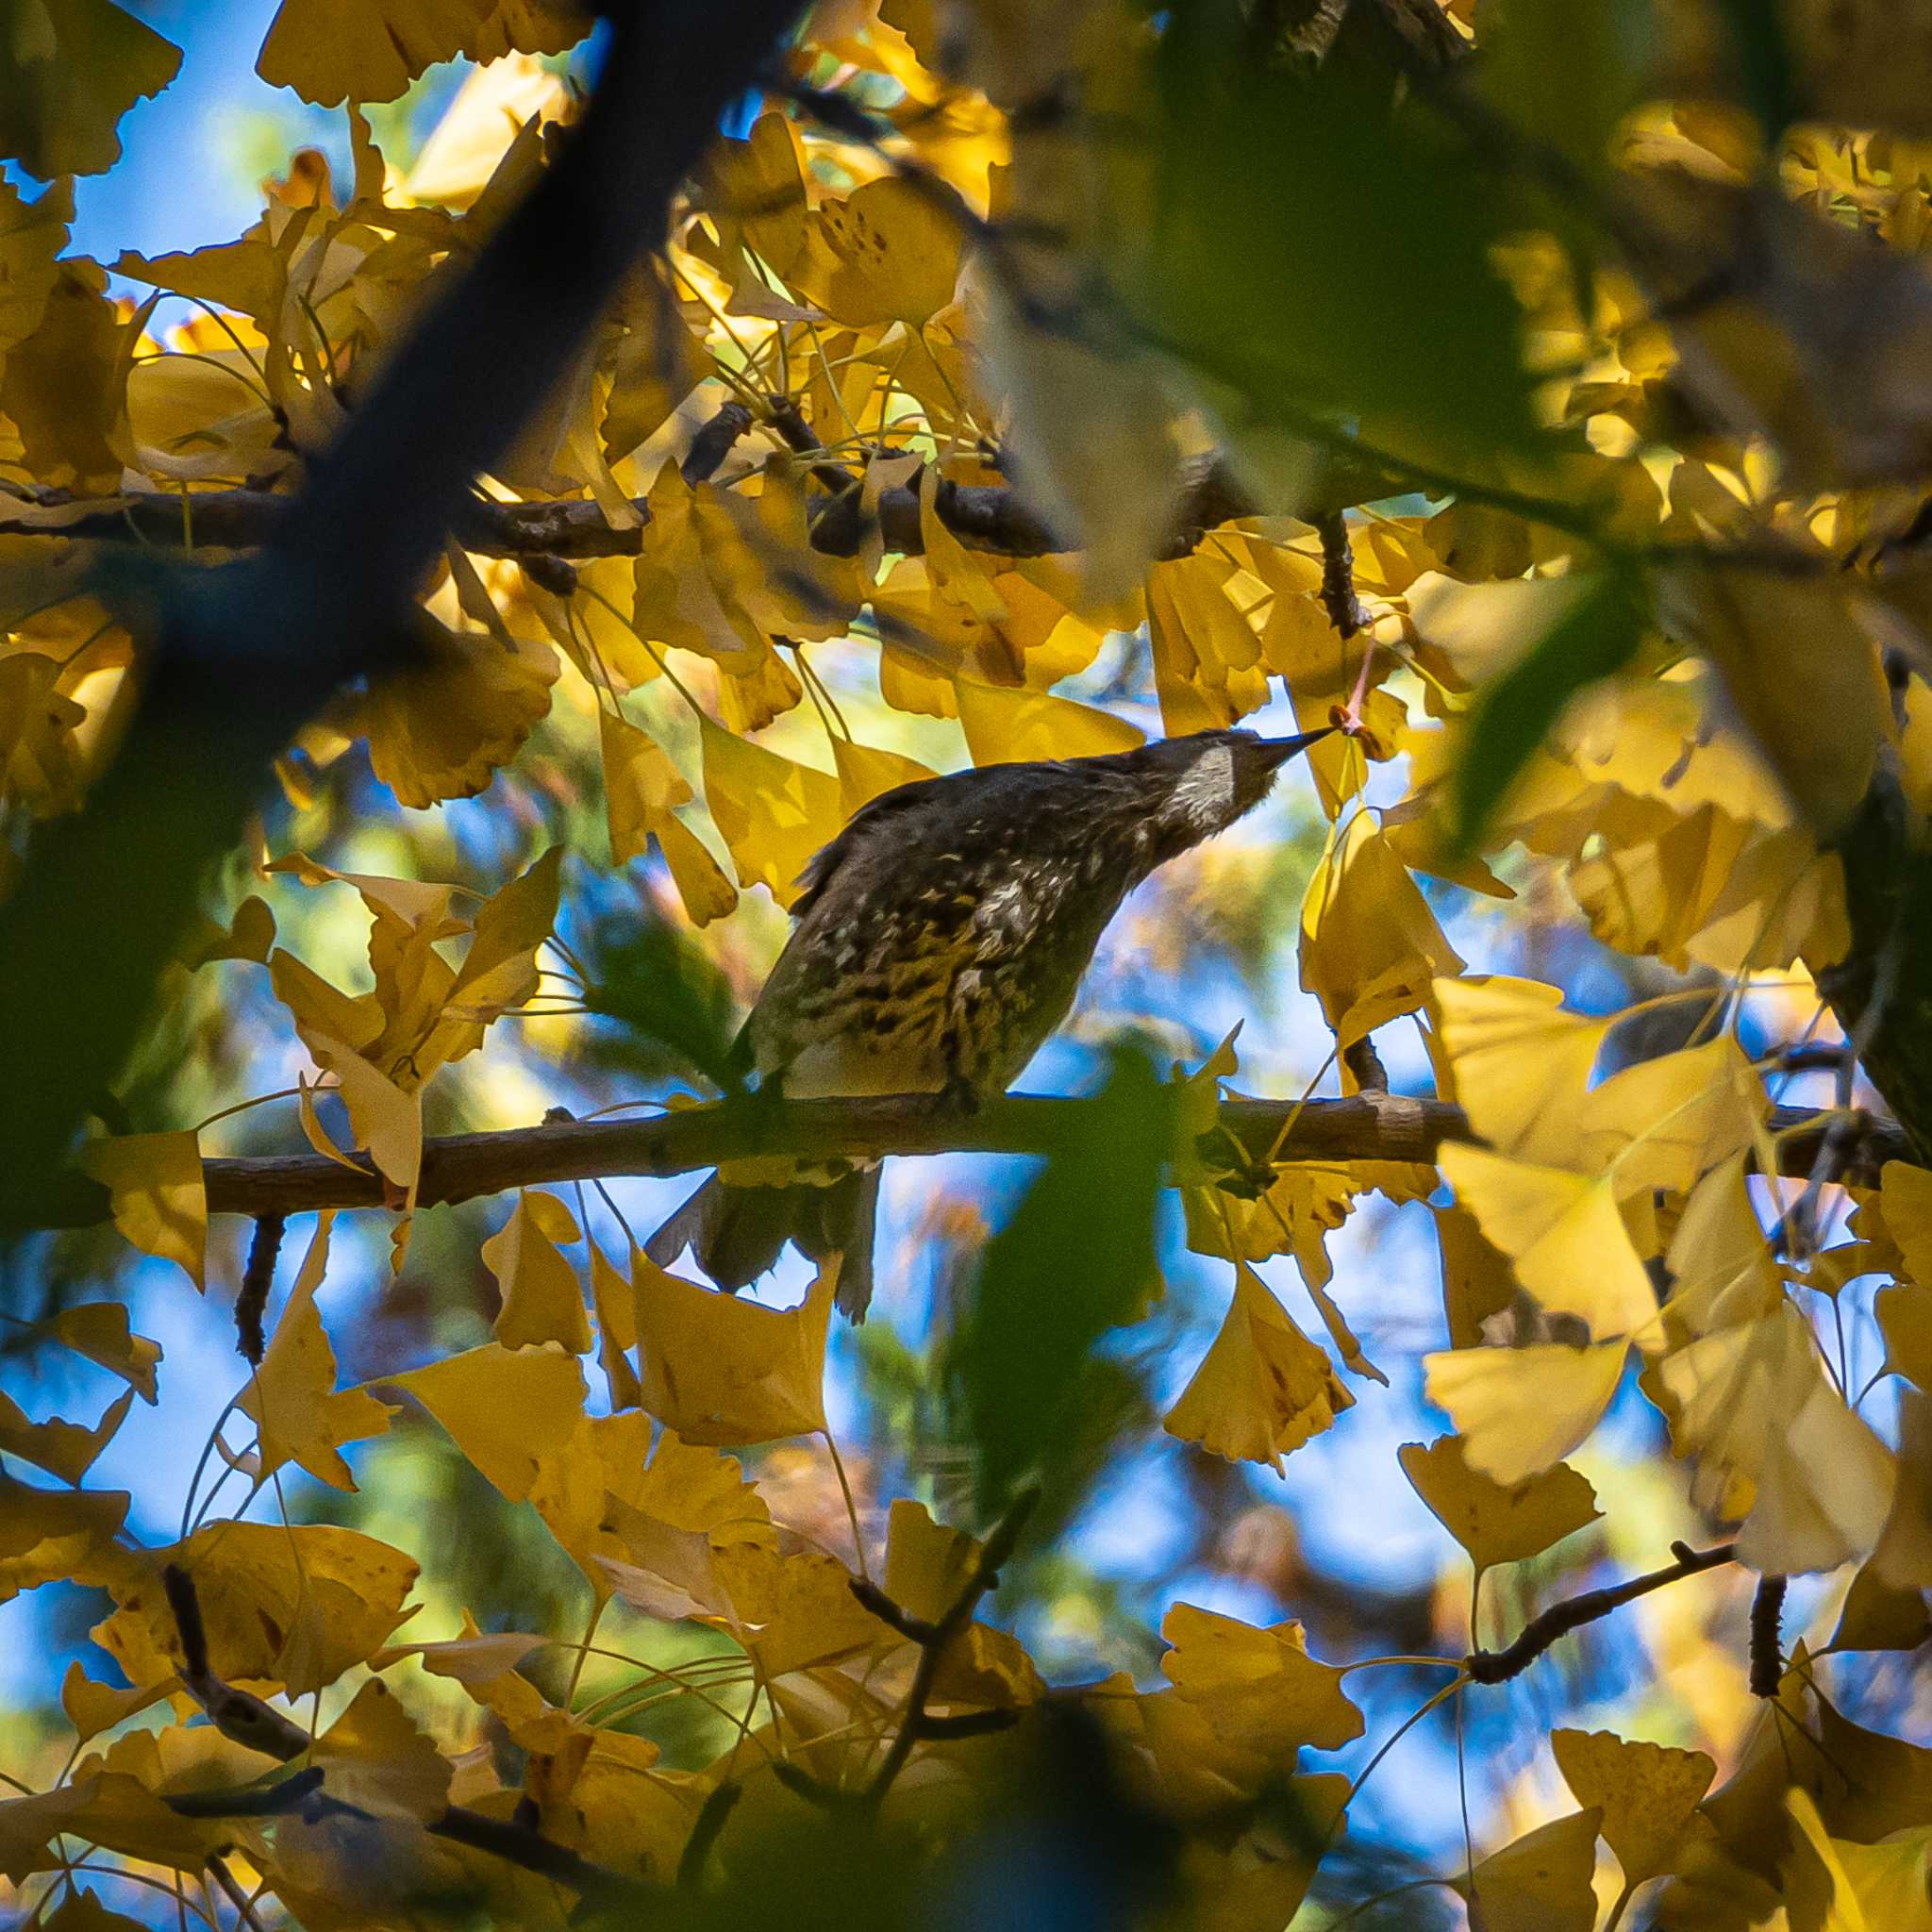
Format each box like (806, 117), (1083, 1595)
(647, 724), (1330, 1317)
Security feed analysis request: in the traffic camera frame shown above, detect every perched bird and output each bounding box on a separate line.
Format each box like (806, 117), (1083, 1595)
(647, 724), (1331, 1318)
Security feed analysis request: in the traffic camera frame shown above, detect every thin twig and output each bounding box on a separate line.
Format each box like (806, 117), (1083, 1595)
(1464, 1541), (1738, 1684)
(208, 1846), (272, 1932)
(842, 1487), (1040, 1812)
(156, 1566), (652, 1907)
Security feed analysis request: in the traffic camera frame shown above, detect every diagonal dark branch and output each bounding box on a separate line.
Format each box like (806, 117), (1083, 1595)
(0, 0), (810, 1235)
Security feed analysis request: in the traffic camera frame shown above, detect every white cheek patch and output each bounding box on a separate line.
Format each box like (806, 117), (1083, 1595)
(1173, 744), (1237, 832)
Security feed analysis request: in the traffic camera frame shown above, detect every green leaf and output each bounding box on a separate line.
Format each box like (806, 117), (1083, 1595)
(1483, 0), (1657, 171)
(958, 1042), (1169, 1526)
(1454, 571), (1643, 850)
(1141, 32), (1537, 466)
(582, 915), (746, 1094)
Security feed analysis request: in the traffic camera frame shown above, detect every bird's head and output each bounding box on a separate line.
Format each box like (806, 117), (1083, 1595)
(1127, 725), (1331, 845)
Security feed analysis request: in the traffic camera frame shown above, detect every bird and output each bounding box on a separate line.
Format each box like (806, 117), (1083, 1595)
(647, 724), (1332, 1319)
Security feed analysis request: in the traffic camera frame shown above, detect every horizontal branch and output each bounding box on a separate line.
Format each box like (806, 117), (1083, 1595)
(22, 1094), (1904, 1233)
(0, 486), (651, 560)
(0, 447), (1402, 570)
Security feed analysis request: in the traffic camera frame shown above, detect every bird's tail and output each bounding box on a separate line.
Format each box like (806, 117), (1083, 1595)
(645, 1166), (883, 1321)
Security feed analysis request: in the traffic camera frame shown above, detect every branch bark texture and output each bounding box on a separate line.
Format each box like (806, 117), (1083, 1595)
(25, 1094), (1903, 1232)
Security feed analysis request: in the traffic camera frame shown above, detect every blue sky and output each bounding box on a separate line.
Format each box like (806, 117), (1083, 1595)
(49, 0), (462, 266)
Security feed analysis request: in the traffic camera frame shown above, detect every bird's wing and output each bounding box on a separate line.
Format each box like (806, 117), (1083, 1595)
(789, 773), (949, 920)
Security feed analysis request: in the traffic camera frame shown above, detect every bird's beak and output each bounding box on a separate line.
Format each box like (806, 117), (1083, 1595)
(1254, 726), (1335, 767)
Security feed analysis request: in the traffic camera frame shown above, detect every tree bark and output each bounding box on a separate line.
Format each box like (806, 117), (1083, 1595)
(22, 1094), (1899, 1233)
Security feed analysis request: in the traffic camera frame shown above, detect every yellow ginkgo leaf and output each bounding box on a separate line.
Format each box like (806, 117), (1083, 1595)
(1652, 1304), (1894, 1574)
(525, 1409), (649, 1591)
(633, 1252), (834, 1445)
(1436, 1202), (1518, 1350)
(257, 0), (493, 108)
(382, 1343), (587, 1500)
(238, 1214), (395, 1491)
(699, 716), (844, 908)
(882, 1499), (1043, 1707)
(1657, 1155), (1783, 1344)
(1878, 1282), (1932, 1392)
(311, 1678), (451, 1823)
(2, 265), (129, 495)
(178, 894), (276, 969)
(919, 465), (1008, 623)
(80, 1131), (207, 1290)
(1430, 975), (1608, 1166)
(796, 175), (962, 325)
(356, 620), (558, 809)
(55, 1727), (263, 1875)
(1163, 1264), (1353, 1474)
(0, 1388), (131, 1488)
(52, 1305), (161, 1404)
(483, 1190), (590, 1354)
(1785, 1787), (1932, 1932)
(883, 1497), (981, 1625)
(1552, 1728), (1715, 1887)
(1145, 552), (1271, 733)
(0, 175), (69, 351)
(1423, 1341), (1629, 1484)
(1881, 1159), (1932, 1285)
(1160, 1603), (1363, 1765)
(603, 706), (687, 862)
(1577, 1036), (1767, 1198)
(441, 843), (563, 1041)
(372, 1623), (547, 1686)
(0, 1479), (127, 1606)
(704, 110), (809, 280)
(1440, 1143), (1657, 1339)
(955, 675), (1145, 765)
(312, 1039), (423, 1194)
(628, 1426), (773, 1545)
(59, 1662), (173, 1744)
(830, 733), (939, 817)
(600, 709), (737, 921)
(1397, 1435), (1600, 1580)
(1461, 1808), (1604, 1932)
(706, 1541), (889, 1674)
(91, 1523), (418, 1697)
(1301, 813), (1464, 1049)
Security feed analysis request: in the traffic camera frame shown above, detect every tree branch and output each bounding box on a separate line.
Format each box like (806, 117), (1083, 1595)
(1465, 1541), (1738, 1684)
(20, 1095), (1902, 1233)
(156, 1565), (652, 1907)
(856, 1486), (1036, 1810)
(0, 449), (1394, 571)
